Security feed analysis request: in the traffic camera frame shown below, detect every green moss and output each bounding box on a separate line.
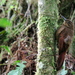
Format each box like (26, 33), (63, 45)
(38, 16), (57, 48)
(36, 0), (59, 75)
(37, 16), (58, 75)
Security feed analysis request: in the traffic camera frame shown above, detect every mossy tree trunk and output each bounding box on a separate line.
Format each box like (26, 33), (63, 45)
(71, 10), (75, 56)
(36, 0), (59, 75)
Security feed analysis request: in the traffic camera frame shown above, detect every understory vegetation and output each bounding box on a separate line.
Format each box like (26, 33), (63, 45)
(0, 0), (75, 75)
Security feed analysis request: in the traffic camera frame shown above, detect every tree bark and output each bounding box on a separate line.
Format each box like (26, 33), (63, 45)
(36, 0), (59, 75)
(71, 10), (75, 56)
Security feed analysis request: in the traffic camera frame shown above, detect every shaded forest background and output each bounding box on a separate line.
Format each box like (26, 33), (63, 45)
(0, 0), (75, 75)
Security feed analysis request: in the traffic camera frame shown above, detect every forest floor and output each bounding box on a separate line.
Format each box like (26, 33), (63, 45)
(0, 23), (75, 75)
(0, 23), (37, 75)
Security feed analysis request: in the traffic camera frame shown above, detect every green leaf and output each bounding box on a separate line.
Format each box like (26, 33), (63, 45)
(9, 5), (14, 9)
(22, 61), (27, 64)
(0, 45), (12, 54)
(0, 30), (6, 35)
(8, 61), (26, 75)
(71, 72), (75, 75)
(12, 60), (21, 65)
(0, 0), (6, 6)
(0, 18), (12, 28)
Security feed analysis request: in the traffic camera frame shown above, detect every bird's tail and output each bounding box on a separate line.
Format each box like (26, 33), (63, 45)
(56, 51), (66, 71)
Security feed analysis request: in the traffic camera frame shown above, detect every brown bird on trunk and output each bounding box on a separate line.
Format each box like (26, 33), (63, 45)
(56, 15), (74, 71)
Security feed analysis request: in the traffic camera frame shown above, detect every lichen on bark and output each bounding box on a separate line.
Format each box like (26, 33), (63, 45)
(36, 0), (59, 75)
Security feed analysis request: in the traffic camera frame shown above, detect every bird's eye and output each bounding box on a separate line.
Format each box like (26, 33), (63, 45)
(68, 21), (71, 24)
(66, 21), (72, 27)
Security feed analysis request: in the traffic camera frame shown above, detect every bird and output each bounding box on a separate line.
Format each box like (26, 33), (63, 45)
(56, 15), (74, 71)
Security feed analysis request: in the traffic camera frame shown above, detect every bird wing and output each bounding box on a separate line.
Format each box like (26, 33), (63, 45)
(56, 25), (65, 39)
(58, 33), (65, 54)
(58, 29), (69, 54)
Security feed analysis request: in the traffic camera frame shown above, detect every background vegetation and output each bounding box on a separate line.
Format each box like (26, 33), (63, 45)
(0, 0), (75, 75)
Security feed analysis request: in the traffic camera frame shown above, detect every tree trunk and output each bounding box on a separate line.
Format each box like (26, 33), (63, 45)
(71, 10), (75, 56)
(36, 0), (59, 75)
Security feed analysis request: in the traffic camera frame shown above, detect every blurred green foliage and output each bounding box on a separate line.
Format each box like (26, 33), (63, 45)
(0, 18), (12, 28)
(0, 0), (6, 6)
(8, 61), (26, 75)
(0, 30), (7, 43)
(0, 18), (12, 44)
(0, 45), (12, 55)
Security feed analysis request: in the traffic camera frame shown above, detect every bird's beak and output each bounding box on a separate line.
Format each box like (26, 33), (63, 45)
(60, 14), (67, 20)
